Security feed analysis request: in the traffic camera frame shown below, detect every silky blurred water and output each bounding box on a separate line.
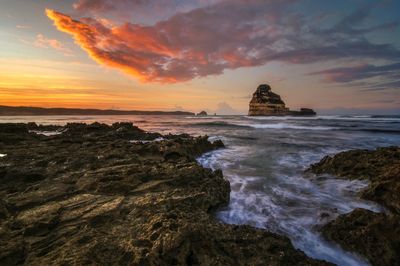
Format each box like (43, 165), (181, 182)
(2, 114), (400, 265)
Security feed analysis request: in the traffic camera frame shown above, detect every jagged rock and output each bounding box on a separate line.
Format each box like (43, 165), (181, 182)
(321, 209), (400, 266)
(248, 84), (316, 116)
(248, 84), (289, 116)
(295, 108), (316, 116)
(0, 123), (329, 265)
(196, 111), (208, 116)
(309, 146), (400, 266)
(309, 146), (400, 213)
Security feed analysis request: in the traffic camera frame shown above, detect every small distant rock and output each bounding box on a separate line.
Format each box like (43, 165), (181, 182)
(196, 110), (208, 116)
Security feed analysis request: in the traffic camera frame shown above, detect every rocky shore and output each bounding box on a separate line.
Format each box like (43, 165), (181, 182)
(0, 123), (329, 265)
(310, 147), (400, 266)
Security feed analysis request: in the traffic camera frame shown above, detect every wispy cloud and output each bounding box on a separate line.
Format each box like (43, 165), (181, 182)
(310, 63), (400, 83)
(72, 0), (223, 22)
(46, 0), (400, 83)
(34, 34), (73, 56)
(309, 63), (400, 90)
(16, 25), (31, 29)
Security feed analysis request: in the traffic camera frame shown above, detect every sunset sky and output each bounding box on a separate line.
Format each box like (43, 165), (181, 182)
(1, 0), (400, 114)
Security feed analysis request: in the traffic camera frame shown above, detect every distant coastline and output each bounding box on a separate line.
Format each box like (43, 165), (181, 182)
(0, 105), (195, 116)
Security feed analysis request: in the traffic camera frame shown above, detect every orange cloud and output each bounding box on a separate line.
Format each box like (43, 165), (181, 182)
(45, 7), (265, 83)
(46, 9), (160, 82)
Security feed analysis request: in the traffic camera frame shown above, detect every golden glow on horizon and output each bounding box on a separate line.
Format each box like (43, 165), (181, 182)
(0, 58), (219, 111)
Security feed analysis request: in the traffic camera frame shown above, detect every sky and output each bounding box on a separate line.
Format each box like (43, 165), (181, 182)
(0, 0), (399, 115)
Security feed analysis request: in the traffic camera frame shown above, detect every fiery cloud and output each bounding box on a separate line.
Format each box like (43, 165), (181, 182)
(46, 1), (400, 83)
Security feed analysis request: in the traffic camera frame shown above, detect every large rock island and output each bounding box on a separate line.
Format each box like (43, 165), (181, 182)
(248, 84), (316, 116)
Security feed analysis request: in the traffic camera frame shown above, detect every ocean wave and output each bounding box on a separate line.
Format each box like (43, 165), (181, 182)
(245, 123), (333, 130)
(190, 121), (249, 128)
(245, 115), (400, 122)
(191, 121), (334, 130)
(320, 115), (400, 122)
(185, 116), (224, 119)
(345, 128), (400, 134)
(245, 116), (319, 121)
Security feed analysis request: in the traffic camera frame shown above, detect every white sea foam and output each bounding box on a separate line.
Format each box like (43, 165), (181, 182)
(207, 135), (226, 142)
(217, 173), (379, 265)
(30, 130), (64, 136)
(245, 115), (320, 121)
(240, 122), (333, 130)
(129, 137), (164, 144)
(198, 141), (383, 266)
(245, 115), (400, 122)
(0, 153), (7, 158)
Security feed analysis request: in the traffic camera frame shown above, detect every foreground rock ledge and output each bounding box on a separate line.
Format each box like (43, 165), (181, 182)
(0, 123), (328, 265)
(309, 146), (400, 266)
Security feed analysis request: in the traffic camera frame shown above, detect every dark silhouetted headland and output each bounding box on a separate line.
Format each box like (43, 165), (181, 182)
(0, 105), (195, 116)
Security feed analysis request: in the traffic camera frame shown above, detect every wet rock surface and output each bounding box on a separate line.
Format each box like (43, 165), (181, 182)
(310, 146), (400, 266)
(0, 123), (328, 265)
(310, 146), (400, 213)
(321, 209), (400, 266)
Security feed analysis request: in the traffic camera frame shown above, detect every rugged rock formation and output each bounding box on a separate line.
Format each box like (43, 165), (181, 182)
(248, 84), (289, 116)
(321, 209), (400, 266)
(309, 146), (400, 266)
(0, 123), (329, 265)
(248, 84), (316, 116)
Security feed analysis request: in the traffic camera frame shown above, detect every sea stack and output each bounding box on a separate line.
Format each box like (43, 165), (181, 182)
(248, 84), (316, 116)
(196, 110), (208, 116)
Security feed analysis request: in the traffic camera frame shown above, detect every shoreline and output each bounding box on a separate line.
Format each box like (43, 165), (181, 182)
(0, 122), (329, 265)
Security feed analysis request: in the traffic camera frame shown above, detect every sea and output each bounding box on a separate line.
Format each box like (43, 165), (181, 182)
(1, 114), (400, 266)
